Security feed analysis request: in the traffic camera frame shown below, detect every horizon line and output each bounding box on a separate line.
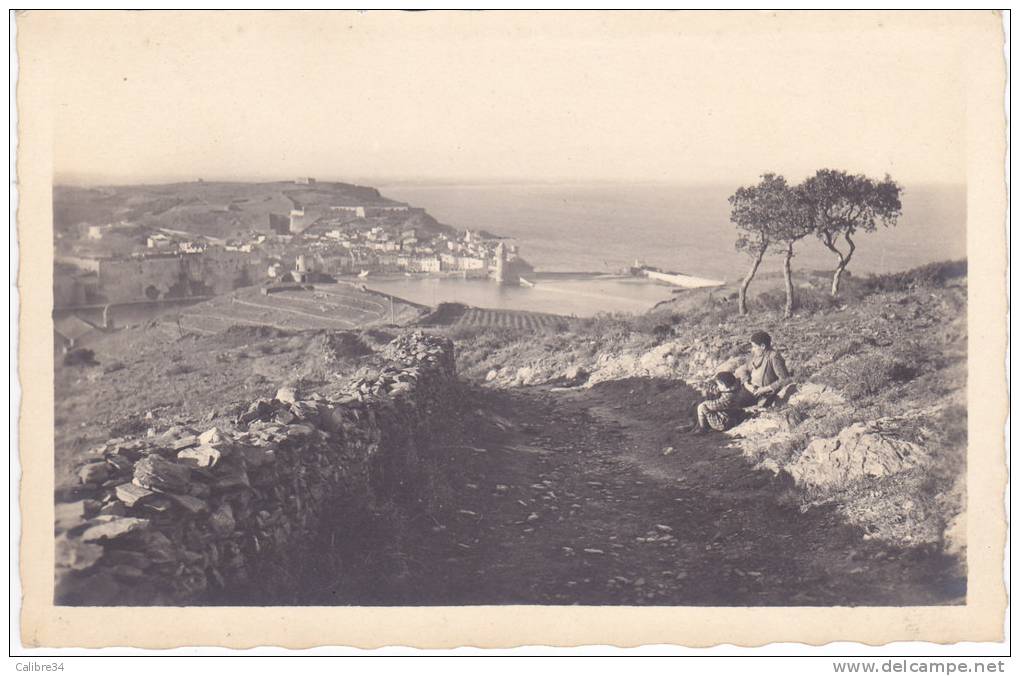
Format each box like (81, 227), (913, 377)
(52, 174), (969, 189)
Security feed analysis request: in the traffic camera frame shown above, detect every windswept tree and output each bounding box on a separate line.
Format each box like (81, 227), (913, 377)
(729, 173), (788, 315)
(800, 169), (903, 296)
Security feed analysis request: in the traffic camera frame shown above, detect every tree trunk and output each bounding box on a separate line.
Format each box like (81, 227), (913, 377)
(782, 243), (795, 319)
(738, 248), (765, 315)
(831, 260), (848, 296)
(829, 232), (856, 297)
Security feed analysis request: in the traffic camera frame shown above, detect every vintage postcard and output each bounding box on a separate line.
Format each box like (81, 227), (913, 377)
(14, 10), (1007, 649)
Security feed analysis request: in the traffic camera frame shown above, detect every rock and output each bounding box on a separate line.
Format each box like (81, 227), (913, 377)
(55, 537), (104, 571)
(388, 382), (413, 396)
(514, 366), (536, 386)
(239, 399), (275, 425)
(133, 455), (191, 493)
(105, 454), (134, 473)
(169, 493), (209, 514)
(189, 482), (212, 498)
(79, 462), (109, 485)
(198, 427), (230, 447)
(286, 424), (316, 437)
(212, 460), (251, 491)
(170, 436), (199, 451)
(241, 445), (276, 467)
(54, 501), (87, 533)
(115, 482), (155, 507)
(210, 503), (236, 537)
(102, 549), (152, 569)
(662, 446), (675, 456)
(99, 502), (126, 517)
(274, 409), (296, 425)
(177, 445), (222, 468)
(81, 516), (151, 542)
(785, 420), (926, 488)
(141, 531), (177, 564)
(562, 365), (590, 386)
(275, 387), (298, 405)
(788, 383), (848, 409)
(583, 548), (605, 555)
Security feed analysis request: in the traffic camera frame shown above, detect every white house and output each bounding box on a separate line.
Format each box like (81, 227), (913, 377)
(147, 233), (172, 249)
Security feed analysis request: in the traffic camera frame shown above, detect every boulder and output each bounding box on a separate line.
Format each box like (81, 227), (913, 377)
(169, 436), (199, 451)
(54, 501), (88, 533)
(169, 493), (209, 514)
(99, 502), (126, 517)
(238, 399), (275, 425)
(177, 445), (223, 468)
(115, 482), (156, 508)
(133, 455), (192, 493)
(212, 460), (251, 491)
(55, 536), (104, 571)
(198, 427), (230, 447)
(785, 421), (926, 488)
(105, 454), (134, 474)
(81, 516), (151, 542)
(78, 462), (109, 485)
(274, 387), (298, 405)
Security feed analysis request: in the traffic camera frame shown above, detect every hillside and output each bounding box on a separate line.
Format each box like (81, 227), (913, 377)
(54, 283), (427, 490)
(436, 262), (969, 562)
(53, 180), (456, 241)
(53, 261), (970, 605)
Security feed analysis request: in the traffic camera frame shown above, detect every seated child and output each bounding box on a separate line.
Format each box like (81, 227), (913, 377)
(692, 371), (743, 433)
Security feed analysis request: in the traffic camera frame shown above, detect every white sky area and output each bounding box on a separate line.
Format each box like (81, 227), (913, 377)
(31, 11), (972, 186)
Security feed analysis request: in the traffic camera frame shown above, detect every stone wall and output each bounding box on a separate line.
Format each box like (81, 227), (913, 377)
(54, 331), (457, 605)
(95, 250), (264, 303)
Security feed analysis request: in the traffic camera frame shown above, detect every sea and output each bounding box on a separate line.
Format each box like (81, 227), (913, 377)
(370, 182), (967, 316)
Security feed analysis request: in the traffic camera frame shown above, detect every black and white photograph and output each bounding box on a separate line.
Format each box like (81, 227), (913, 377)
(13, 9), (1007, 651)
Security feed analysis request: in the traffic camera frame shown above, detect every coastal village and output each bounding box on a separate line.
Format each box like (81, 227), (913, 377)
(53, 178), (533, 313)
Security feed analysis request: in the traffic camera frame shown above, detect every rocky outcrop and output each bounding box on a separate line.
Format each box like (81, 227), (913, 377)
(479, 334), (747, 391)
(54, 331), (456, 605)
(785, 419), (927, 489)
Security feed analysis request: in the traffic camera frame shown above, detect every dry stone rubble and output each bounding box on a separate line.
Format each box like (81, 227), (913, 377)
(54, 331), (456, 605)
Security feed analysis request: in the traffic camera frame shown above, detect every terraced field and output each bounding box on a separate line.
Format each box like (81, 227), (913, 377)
(421, 302), (570, 331)
(169, 284), (427, 334)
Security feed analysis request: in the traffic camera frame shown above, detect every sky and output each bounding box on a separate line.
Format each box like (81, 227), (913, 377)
(21, 11), (981, 186)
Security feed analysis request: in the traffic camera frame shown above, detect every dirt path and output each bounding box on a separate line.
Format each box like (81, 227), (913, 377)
(302, 378), (964, 606)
